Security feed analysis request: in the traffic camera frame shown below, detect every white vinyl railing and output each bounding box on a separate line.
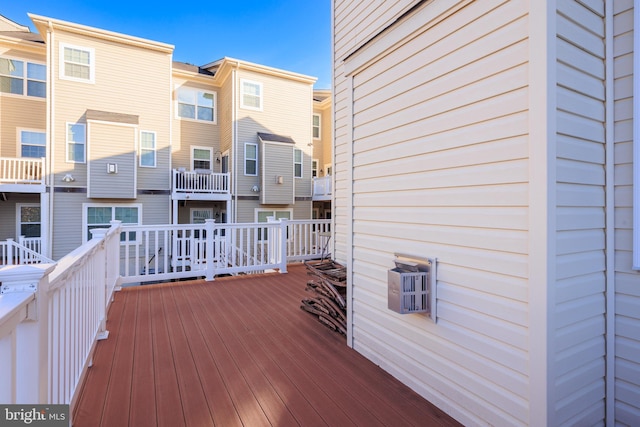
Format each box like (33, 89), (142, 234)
(0, 221), (121, 414)
(172, 169), (230, 194)
(0, 238), (53, 266)
(312, 175), (332, 199)
(0, 157), (45, 185)
(282, 219), (331, 261)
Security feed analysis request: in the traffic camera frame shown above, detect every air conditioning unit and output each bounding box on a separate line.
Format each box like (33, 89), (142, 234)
(388, 255), (436, 321)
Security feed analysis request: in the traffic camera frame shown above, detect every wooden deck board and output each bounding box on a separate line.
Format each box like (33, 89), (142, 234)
(73, 264), (461, 427)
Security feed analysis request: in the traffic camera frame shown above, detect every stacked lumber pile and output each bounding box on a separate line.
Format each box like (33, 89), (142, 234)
(301, 260), (347, 336)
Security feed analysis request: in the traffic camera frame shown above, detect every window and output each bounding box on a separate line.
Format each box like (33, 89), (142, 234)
(294, 149), (303, 178)
(20, 130), (45, 158)
(0, 57), (46, 98)
(140, 131), (156, 167)
(66, 123), (86, 163)
(312, 159), (318, 177)
(84, 204), (141, 242)
(192, 147), (212, 171)
(17, 204), (41, 238)
(177, 88), (215, 122)
(60, 43), (95, 83)
(325, 164), (333, 176)
(191, 208), (213, 224)
(313, 114), (321, 139)
(241, 79), (262, 110)
(245, 143), (257, 176)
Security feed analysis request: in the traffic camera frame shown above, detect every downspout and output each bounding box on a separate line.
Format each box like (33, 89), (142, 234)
(604, 1), (615, 424)
(46, 20), (55, 259)
(232, 65), (238, 222)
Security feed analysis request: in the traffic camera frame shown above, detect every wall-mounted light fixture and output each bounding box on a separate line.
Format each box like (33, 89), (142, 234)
(214, 151), (222, 163)
(61, 173), (75, 182)
(276, 175), (284, 184)
(107, 163), (118, 174)
(251, 185), (260, 192)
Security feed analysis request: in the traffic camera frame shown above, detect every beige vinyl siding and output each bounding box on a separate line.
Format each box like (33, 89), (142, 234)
(171, 77), (221, 171)
(613, 1), (640, 423)
(51, 192), (169, 259)
(235, 70), (313, 198)
(88, 121), (136, 198)
(0, 96), (45, 157)
(51, 31), (171, 189)
(337, 1), (531, 425)
(553, 2), (607, 424)
(219, 73), (233, 156)
(260, 142), (294, 205)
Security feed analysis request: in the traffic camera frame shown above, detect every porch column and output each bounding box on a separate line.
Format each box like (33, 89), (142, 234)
(172, 199), (179, 225)
(40, 192), (50, 259)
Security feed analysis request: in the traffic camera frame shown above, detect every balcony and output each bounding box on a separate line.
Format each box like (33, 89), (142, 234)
(0, 157), (46, 193)
(0, 221), (461, 426)
(312, 175), (332, 201)
(172, 169), (230, 201)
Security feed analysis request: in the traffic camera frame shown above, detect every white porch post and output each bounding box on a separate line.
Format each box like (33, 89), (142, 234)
(279, 218), (288, 274)
(172, 199), (179, 225)
(205, 219), (215, 281)
(40, 192), (50, 259)
(0, 263), (56, 403)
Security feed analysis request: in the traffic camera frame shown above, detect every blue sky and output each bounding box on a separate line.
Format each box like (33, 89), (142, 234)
(2, 0), (332, 89)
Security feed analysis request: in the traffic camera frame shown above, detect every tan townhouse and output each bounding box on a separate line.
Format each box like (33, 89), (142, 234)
(0, 12), (328, 261)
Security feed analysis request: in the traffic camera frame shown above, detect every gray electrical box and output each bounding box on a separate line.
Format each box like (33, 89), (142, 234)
(388, 255), (436, 321)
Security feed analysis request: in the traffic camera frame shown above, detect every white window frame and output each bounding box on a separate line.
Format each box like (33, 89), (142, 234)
(17, 128), (46, 159)
(324, 163), (333, 176)
(66, 122), (86, 163)
(139, 131), (156, 168)
(240, 79), (263, 111)
(312, 159), (318, 178)
(190, 208), (213, 224)
(191, 146), (213, 171)
(294, 148), (303, 178)
(176, 87), (216, 123)
(634, 3), (640, 269)
(15, 203), (41, 238)
(255, 209), (292, 240)
(245, 143), (258, 176)
(0, 57), (46, 98)
(83, 203), (142, 243)
(59, 43), (95, 83)
(312, 114), (321, 139)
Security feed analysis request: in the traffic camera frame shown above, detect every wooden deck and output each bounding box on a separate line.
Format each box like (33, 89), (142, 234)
(73, 264), (461, 427)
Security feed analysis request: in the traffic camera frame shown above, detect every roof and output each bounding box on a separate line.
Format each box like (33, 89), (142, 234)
(172, 61), (215, 76)
(0, 31), (43, 43)
(86, 109), (139, 125)
(257, 132), (296, 144)
(0, 14), (30, 32)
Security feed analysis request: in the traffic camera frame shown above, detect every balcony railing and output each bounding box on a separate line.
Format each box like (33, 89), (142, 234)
(0, 218), (331, 416)
(0, 238), (53, 266)
(0, 157), (45, 187)
(172, 169), (230, 197)
(312, 175), (332, 200)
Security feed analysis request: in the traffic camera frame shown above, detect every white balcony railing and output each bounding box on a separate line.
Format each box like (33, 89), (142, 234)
(0, 238), (53, 266)
(172, 169), (230, 195)
(0, 157), (45, 185)
(312, 175), (332, 200)
(0, 222), (121, 412)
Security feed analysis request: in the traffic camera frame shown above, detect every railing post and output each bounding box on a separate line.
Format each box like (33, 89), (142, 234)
(279, 218), (288, 274)
(90, 227), (109, 340)
(205, 219), (215, 281)
(0, 263), (56, 403)
(107, 220), (122, 293)
(6, 238), (15, 265)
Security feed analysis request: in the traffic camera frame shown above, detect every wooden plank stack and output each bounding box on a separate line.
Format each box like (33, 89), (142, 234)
(301, 260), (347, 336)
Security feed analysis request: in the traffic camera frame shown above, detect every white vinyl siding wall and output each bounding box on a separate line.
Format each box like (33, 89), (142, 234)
(337, 1), (531, 425)
(553, 2), (608, 425)
(614, 0), (640, 423)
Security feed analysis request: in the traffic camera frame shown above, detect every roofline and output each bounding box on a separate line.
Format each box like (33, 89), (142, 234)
(0, 14), (31, 32)
(28, 13), (174, 54)
(172, 67), (217, 85)
(203, 57), (317, 85)
(0, 33), (45, 54)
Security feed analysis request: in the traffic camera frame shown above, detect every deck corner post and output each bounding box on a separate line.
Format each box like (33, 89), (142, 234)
(205, 219), (216, 281)
(279, 218), (288, 274)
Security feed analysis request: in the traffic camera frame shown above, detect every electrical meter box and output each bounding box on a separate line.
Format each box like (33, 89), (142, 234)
(388, 256), (436, 321)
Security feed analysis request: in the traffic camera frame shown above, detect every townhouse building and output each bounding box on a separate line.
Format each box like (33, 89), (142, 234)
(0, 13), (329, 260)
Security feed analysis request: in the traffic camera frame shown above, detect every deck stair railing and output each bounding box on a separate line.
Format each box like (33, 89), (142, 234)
(0, 238), (53, 266)
(0, 221), (121, 415)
